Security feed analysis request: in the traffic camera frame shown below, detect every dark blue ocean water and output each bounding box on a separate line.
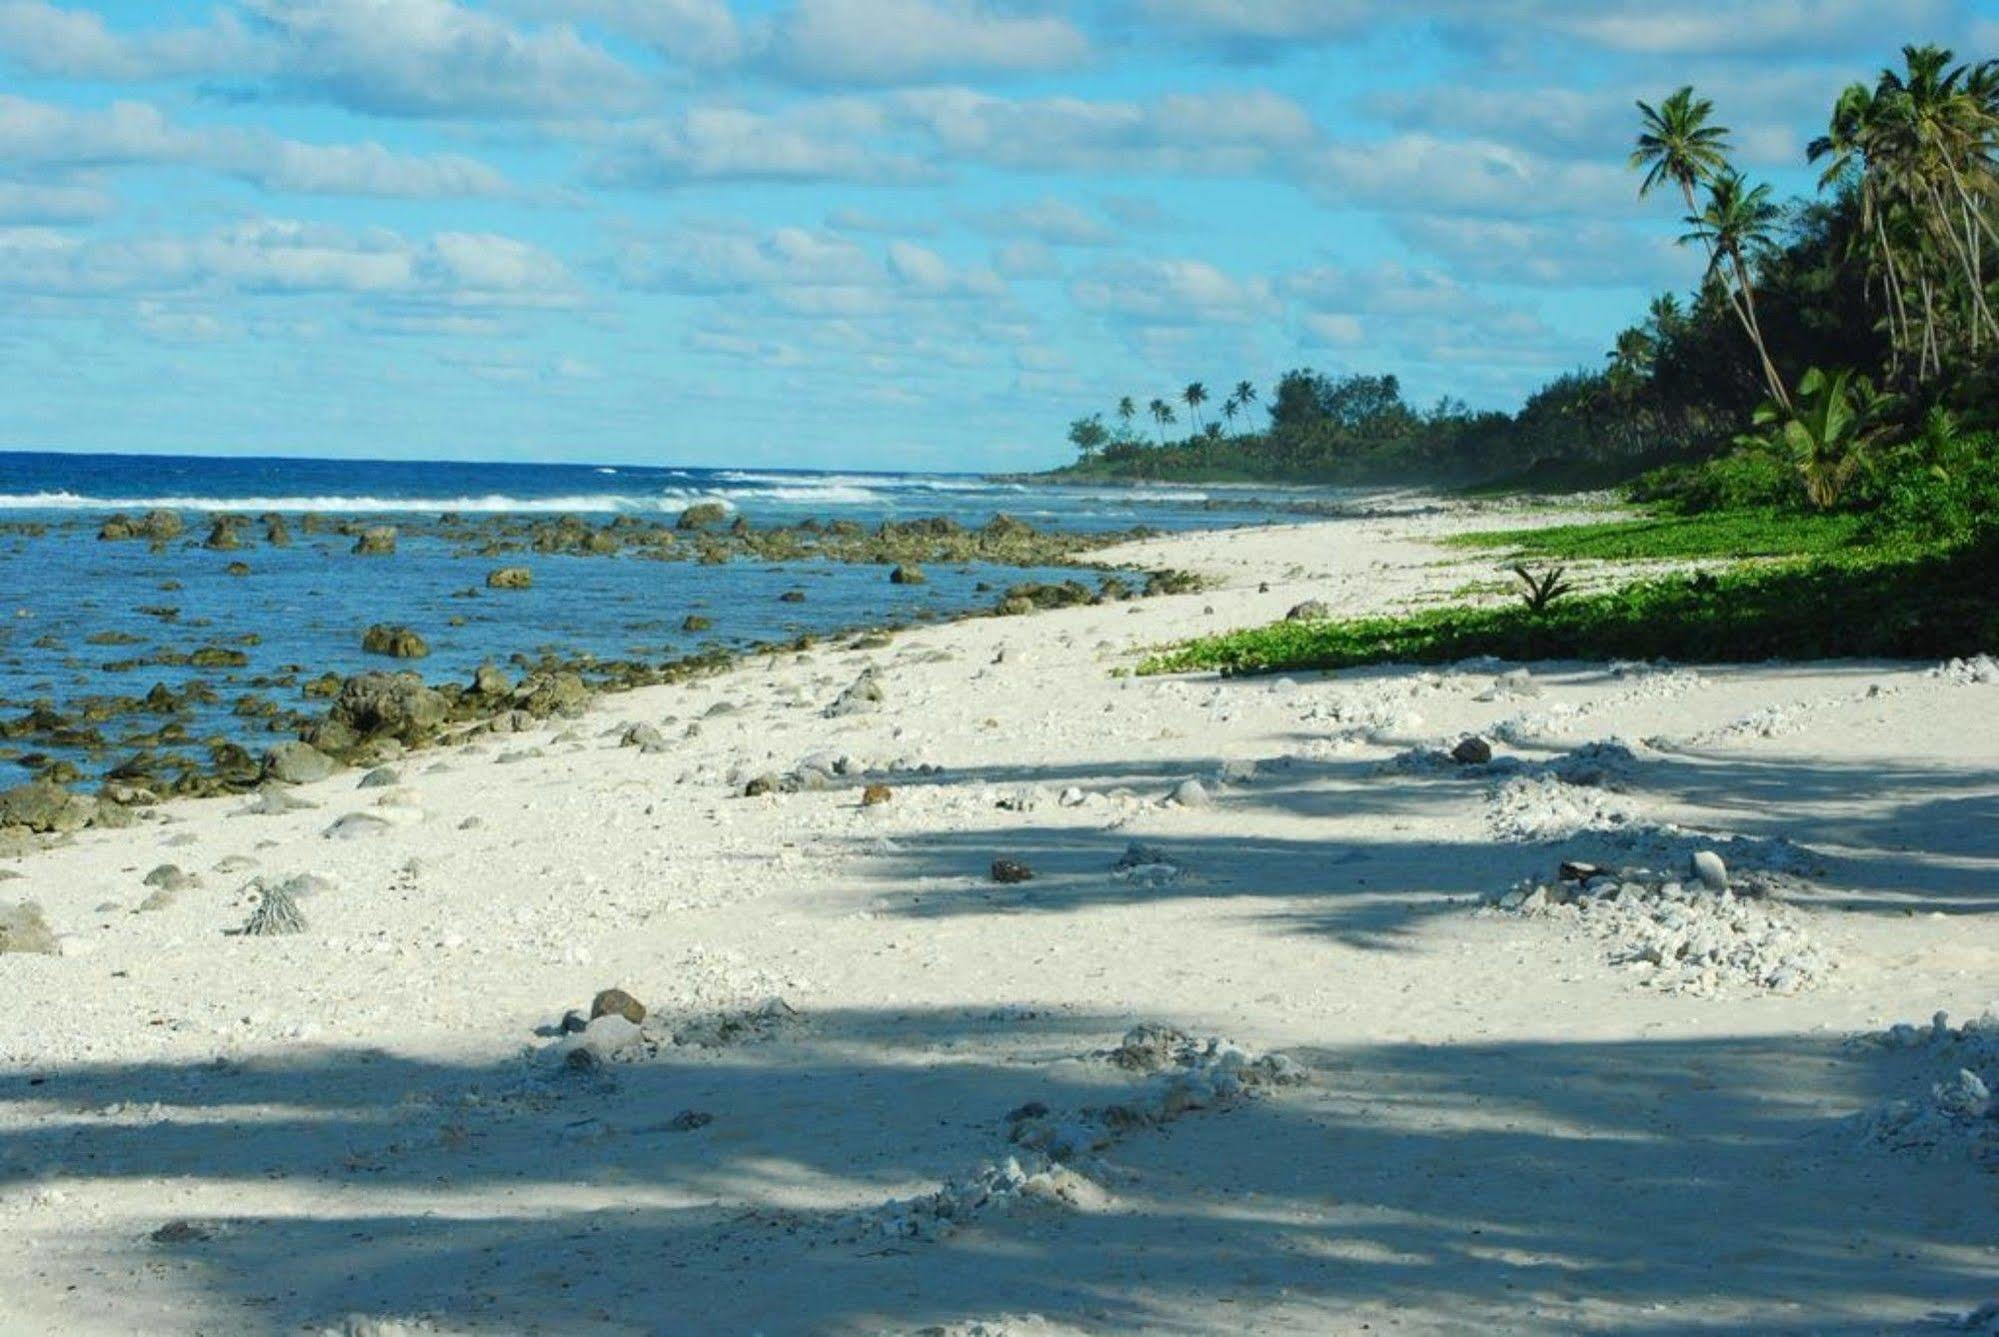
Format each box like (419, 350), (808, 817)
(0, 451), (1326, 784)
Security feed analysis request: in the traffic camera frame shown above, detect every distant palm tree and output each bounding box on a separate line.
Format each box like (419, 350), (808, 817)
(1222, 396), (1240, 428)
(1684, 171), (1791, 407)
(1147, 398), (1176, 446)
(1116, 396), (1137, 436)
(1631, 86), (1734, 213)
(1232, 380), (1256, 412)
(1182, 382), (1208, 431)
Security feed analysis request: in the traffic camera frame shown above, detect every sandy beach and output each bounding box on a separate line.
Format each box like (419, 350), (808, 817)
(2, 496), (1995, 1335)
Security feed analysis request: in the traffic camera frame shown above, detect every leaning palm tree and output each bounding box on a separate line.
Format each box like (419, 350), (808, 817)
(1221, 396), (1240, 429)
(1684, 171), (1792, 408)
(1182, 382), (1208, 431)
(1147, 398), (1176, 446)
(1232, 380), (1256, 411)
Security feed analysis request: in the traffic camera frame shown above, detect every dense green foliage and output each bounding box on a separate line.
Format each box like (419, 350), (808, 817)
(1140, 538), (1996, 677)
(1446, 509), (1868, 561)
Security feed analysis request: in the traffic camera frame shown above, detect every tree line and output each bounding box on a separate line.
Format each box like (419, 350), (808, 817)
(1058, 43), (1999, 508)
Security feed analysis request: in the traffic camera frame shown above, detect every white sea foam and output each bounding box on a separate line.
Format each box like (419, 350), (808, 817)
(0, 490), (652, 514)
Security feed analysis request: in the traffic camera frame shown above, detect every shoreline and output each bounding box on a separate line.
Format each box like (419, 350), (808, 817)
(1, 495), (1994, 1333)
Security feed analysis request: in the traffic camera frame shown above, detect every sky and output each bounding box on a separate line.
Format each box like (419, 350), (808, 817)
(1, 1), (1994, 471)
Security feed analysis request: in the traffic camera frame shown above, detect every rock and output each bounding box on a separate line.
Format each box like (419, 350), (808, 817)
(1286, 600), (1330, 621)
(0, 780), (97, 833)
(620, 722), (666, 750)
(239, 877), (306, 935)
(668, 1109), (713, 1132)
(351, 526), (397, 555)
(1558, 860), (1603, 883)
(324, 812), (393, 840)
(236, 787), (317, 816)
(486, 566), (532, 589)
(861, 783), (892, 806)
(591, 988), (646, 1024)
(471, 663), (513, 697)
(1690, 850), (1729, 892)
(681, 614), (713, 633)
(149, 1220), (213, 1245)
(137, 888), (177, 913)
(143, 864), (194, 891)
(0, 901), (58, 955)
(358, 766), (400, 789)
(262, 741), (337, 785)
(514, 671), (589, 719)
(743, 774), (781, 798)
(1165, 778), (1210, 808)
(1451, 735), (1494, 766)
(361, 624), (429, 659)
(676, 502), (729, 530)
(990, 858), (1034, 884)
(202, 517), (244, 550)
(889, 564), (927, 585)
(326, 672), (448, 744)
(825, 667), (885, 718)
(778, 590), (806, 603)
(263, 515), (290, 546)
(1114, 842), (1178, 873)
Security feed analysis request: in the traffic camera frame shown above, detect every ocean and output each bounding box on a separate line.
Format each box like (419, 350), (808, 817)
(0, 450), (1326, 788)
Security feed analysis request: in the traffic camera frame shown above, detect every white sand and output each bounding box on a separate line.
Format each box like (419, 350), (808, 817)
(2, 496), (1995, 1335)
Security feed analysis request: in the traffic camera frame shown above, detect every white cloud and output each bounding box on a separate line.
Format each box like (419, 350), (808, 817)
(1394, 215), (1693, 289)
(992, 239), (1061, 279)
(521, 0), (743, 63)
(896, 86), (1316, 174)
(0, 0), (646, 118)
(765, 0), (1089, 86)
(0, 177), (112, 222)
(589, 105), (938, 186)
(1284, 260), (1587, 371)
(1071, 257), (1278, 327)
(968, 196), (1118, 246)
(0, 94), (512, 199)
(0, 0), (259, 80)
(1303, 133), (1636, 218)
(1139, 0), (1965, 59)
(0, 218), (578, 308)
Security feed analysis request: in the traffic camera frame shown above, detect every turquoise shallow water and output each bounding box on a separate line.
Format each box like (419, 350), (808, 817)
(0, 451), (1333, 784)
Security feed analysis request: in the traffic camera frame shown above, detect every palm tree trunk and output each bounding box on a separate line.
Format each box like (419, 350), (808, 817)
(1726, 244), (1791, 409)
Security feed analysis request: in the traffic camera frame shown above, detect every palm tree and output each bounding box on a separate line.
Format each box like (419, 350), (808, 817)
(1116, 396), (1136, 435)
(1683, 171), (1792, 408)
(1222, 396), (1240, 429)
(1181, 382), (1208, 431)
(1631, 86), (1734, 214)
(1813, 46), (1999, 379)
(1739, 367), (1897, 508)
(1232, 380), (1256, 412)
(1147, 398), (1176, 446)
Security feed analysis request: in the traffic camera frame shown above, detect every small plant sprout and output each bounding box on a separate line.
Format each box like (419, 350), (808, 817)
(1512, 564), (1574, 613)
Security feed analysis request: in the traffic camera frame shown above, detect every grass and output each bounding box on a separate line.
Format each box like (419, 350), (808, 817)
(1139, 540), (1995, 677)
(1446, 508), (1869, 562)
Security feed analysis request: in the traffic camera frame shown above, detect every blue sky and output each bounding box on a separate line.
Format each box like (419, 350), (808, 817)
(2, 1), (1994, 470)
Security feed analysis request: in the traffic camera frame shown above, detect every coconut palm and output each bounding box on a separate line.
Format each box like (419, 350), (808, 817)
(1684, 171), (1792, 408)
(1181, 382), (1208, 431)
(1116, 396), (1137, 438)
(1232, 380), (1256, 411)
(1147, 398), (1176, 446)
(1632, 86), (1735, 212)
